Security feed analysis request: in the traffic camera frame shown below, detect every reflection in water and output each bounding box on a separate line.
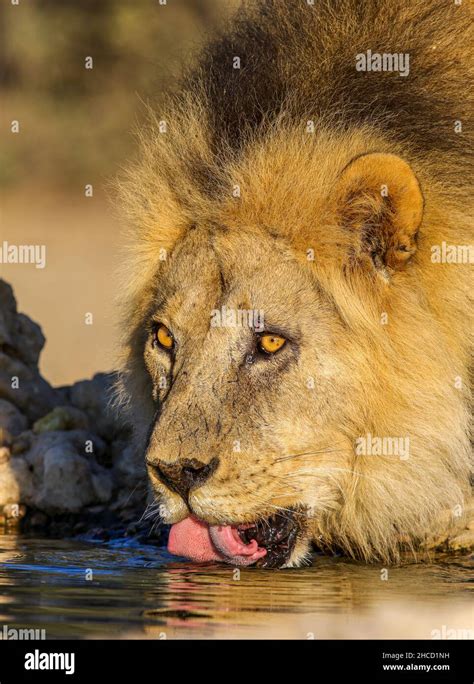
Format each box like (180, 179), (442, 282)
(0, 535), (472, 639)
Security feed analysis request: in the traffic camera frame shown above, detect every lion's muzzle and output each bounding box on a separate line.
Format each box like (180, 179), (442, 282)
(147, 456), (219, 501)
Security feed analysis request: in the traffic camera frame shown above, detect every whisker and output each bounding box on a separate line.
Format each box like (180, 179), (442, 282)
(273, 447), (347, 464)
(122, 481), (147, 509)
(284, 465), (403, 487)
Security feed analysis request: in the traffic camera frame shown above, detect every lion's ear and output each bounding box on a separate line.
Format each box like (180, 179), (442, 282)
(333, 153), (423, 275)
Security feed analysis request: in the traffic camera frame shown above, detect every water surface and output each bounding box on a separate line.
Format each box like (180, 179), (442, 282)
(0, 535), (471, 639)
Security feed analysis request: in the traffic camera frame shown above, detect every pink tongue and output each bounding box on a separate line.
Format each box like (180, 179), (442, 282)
(168, 516), (267, 566)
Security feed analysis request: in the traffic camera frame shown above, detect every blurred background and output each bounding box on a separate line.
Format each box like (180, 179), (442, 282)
(1, 0), (236, 386)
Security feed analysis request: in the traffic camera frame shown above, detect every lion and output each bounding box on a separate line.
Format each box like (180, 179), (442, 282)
(115, 0), (473, 567)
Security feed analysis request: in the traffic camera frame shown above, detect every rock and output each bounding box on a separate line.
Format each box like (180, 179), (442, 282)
(109, 442), (147, 511)
(91, 470), (114, 503)
(36, 447), (96, 512)
(11, 431), (32, 455)
(113, 443), (146, 488)
(0, 428), (13, 446)
(0, 399), (28, 435)
(26, 445), (98, 513)
(0, 278), (142, 531)
(86, 505), (106, 515)
(0, 281), (45, 370)
(33, 406), (89, 433)
(24, 430), (107, 469)
(28, 511), (48, 528)
(0, 456), (34, 506)
(0, 281), (59, 421)
(0, 281), (18, 351)
(66, 373), (122, 441)
(19, 431), (113, 513)
(3, 503), (26, 520)
(0, 446), (10, 465)
(16, 313), (45, 368)
(0, 352), (59, 421)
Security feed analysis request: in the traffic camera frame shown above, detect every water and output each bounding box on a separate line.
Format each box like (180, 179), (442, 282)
(0, 534), (472, 639)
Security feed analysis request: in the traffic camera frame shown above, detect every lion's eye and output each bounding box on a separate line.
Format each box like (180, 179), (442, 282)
(155, 324), (174, 350)
(257, 333), (287, 354)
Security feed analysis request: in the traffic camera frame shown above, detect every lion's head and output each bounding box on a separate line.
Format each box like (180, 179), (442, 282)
(117, 124), (471, 568)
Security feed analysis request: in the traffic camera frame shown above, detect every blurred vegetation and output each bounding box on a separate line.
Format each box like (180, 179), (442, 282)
(1, 0), (235, 188)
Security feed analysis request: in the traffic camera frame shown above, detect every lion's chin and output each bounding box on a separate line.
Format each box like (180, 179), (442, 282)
(167, 510), (301, 568)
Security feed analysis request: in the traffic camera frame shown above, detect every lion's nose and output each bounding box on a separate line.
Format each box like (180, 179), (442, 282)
(148, 456), (219, 501)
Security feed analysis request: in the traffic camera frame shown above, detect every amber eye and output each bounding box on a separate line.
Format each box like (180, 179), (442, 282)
(155, 324), (174, 350)
(257, 333), (287, 355)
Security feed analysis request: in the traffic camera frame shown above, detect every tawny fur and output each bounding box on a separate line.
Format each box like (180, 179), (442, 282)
(115, 0), (473, 565)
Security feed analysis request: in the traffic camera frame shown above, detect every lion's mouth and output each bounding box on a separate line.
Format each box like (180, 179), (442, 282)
(167, 510), (299, 568)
